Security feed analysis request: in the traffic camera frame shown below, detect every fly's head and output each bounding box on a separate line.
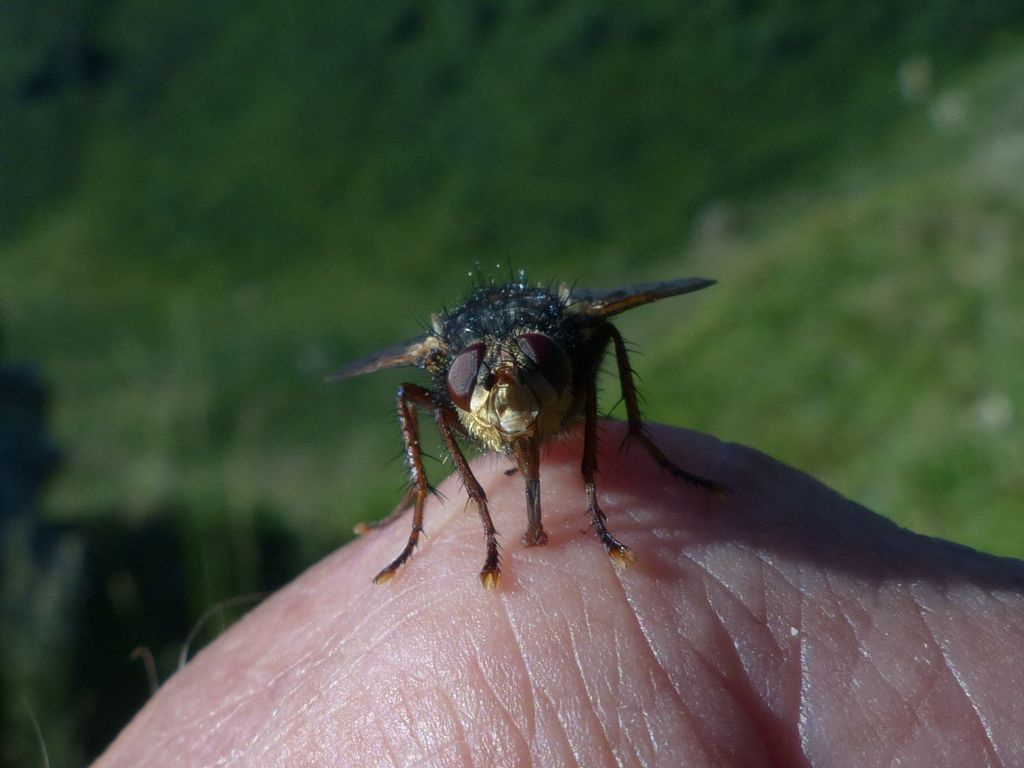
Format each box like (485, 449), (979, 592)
(438, 328), (575, 451)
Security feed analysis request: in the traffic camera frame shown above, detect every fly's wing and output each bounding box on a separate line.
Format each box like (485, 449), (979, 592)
(567, 277), (716, 319)
(326, 334), (437, 382)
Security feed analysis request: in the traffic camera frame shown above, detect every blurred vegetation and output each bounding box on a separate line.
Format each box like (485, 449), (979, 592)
(1, 0), (1023, 763)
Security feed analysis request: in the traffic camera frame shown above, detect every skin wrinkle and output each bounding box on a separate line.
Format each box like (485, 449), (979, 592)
(379, 714), (402, 768)
(808, 592), (880, 758)
(608, 564), (720, 766)
(190, 667), (293, 756)
(699, 590), (776, 763)
(638, 704), (661, 762)
(609, 627), (651, 764)
(328, 616), (430, 690)
(252, 719), (282, 766)
(497, 595), (580, 766)
(872, 649), (942, 768)
(345, 589), (459, 668)
(305, 546), (435, 663)
(307, 655), (380, 765)
(542, 598), (619, 767)
(507, 618), (589, 768)
(753, 554), (770, 628)
(360, 655), (440, 764)
(690, 548), (786, 664)
(817, 583), (860, 652)
(809, 589), (881, 752)
(698, 579), (794, 767)
(605, 575), (655, 763)
(832, 591), (878, 711)
(870, 602), (933, 703)
(613, 722), (644, 768)
(275, 677), (323, 745)
(610, 593), (659, 765)
(912, 596), (1004, 768)
(831, 573), (895, 666)
(345, 676), (401, 767)
(330, 581), (414, 648)
(888, 589), (991, 765)
(167, 616), (292, 734)
(395, 687), (434, 763)
(610, 573), (700, 768)
(850, 642), (909, 728)
(564, 604), (619, 767)
(751, 551), (805, 660)
(546, 690), (584, 768)
(845, 642), (915, 763)
(378, 708), (409, 768)
(787, 566), (806, 763)
(699, 545), (812, 768)
(432, 683), (476, 768)
(797, 598), (812, 759)
(679, 550), (781, 690)
(989, 589), (1019, 613)
(465, 644), (532, 762)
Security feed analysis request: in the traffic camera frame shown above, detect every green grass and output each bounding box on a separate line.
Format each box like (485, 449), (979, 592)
(1, 1), (1023, 763)
(643, 49), (1024, 554)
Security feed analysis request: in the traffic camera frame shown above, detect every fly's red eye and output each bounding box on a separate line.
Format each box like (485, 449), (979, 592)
(517, 333), (570, 395)
(447, 342), (486, 411)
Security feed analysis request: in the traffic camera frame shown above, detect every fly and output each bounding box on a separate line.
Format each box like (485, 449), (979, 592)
(329, 275), (725, 588)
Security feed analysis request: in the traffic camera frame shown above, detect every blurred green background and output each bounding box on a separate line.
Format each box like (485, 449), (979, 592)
(2, 0), (1023, 763)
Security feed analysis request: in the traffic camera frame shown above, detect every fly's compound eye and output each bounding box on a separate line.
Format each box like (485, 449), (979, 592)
(517, 333), (571, 395)
(447, 342), (486, 411)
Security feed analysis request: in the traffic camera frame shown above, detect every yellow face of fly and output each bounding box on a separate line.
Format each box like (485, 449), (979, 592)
(456, 349), (574, 452)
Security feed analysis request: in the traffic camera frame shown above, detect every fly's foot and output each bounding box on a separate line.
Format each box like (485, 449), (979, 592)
(707, 481), (730, 500)
(672, 468), (729, 498)
(372, 565), (399, 585)
(372, 538), (420, 584)
(479, 567), (501, 590)
(592, 518), (636, 568)
(521, 525), (549, 548)
(605, 539), (637, 568)
(354, 494), (416, 535)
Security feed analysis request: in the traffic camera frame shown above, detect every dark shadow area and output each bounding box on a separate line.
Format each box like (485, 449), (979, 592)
(62, 510), (312, 760)
(587, 421), (1024, 594)
(0, 339), (339, 765)
(0, 323), (62, 531)
(18, 42), (116, 101)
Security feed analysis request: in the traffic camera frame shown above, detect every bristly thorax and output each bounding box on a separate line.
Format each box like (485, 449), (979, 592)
(437, 283), (576, 351)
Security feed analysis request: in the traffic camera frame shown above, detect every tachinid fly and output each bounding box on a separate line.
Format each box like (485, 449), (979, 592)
(329, 275), (725, 588)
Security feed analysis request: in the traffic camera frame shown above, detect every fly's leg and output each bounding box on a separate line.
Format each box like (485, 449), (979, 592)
(372, 384), (434, 584)
(583, 373), (637, 567)
(356, 405), (425, 535)
(434, 406), (502, 589)
(514, 439), (547, 548)
(354, 484), (416, 535)
(605, 324), (728, 497)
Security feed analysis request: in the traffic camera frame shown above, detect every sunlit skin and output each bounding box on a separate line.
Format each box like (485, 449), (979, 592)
(329, 276), (725, 588)
(92, 423), (1024, 767)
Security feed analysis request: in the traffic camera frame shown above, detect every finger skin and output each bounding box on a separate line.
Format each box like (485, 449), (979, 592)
(92, 422), (1024, 768)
